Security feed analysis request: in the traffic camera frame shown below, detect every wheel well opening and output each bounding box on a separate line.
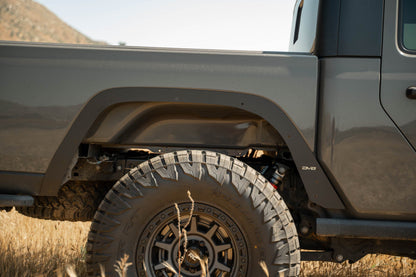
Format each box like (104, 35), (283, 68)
(40, 101), (324, 247)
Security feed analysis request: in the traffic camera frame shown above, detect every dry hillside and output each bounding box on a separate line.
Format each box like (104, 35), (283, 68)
(0, 0), (97, 44)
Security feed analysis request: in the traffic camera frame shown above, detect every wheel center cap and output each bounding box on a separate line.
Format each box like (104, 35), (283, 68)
(184, 247), (202, 267)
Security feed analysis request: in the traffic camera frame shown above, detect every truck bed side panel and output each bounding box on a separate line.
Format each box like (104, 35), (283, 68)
(0, 44), (318, 173)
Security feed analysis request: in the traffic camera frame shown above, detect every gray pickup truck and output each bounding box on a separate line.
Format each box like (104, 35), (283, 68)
(1, 0), (415, 276)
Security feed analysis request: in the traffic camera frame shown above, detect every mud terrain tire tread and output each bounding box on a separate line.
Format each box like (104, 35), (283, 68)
(17, 182), (110, 221)
(87, 150), (300, 276)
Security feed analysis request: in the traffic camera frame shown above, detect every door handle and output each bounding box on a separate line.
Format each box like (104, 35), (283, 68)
(406, 87), (416, 99)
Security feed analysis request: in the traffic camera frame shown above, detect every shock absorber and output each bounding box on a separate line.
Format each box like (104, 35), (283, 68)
(269, 164), (289, 190)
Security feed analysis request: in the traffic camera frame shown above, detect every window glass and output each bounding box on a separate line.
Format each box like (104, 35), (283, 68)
(288, 0), (320, 53)
(400, 0), (416, 51)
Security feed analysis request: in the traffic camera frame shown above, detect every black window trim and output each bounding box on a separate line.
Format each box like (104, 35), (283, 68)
(398, 0), (416, 54)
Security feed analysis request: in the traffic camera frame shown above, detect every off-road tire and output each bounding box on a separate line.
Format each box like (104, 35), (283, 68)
(86, 150), (300, 276)
(17, 182), (110, 221)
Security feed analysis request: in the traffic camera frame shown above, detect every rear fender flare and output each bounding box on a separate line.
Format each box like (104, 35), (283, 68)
(40, 87), (344, 209)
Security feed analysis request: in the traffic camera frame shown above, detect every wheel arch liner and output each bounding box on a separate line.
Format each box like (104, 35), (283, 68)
(84, 102), (285, 148)
(40, 87), (344, 209)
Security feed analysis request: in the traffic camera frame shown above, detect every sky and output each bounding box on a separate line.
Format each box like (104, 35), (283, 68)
(35, 0), (296, 51)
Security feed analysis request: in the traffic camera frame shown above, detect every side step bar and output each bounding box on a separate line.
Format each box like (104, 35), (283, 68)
(317, 218), (416, 241)
(0, 194), (34, 207)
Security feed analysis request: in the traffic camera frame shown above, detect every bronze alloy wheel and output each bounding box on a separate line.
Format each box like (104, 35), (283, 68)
(137, 203), (248, 276)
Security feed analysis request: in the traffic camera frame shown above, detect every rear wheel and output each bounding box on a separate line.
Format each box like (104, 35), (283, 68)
(87, 150), (300, 276)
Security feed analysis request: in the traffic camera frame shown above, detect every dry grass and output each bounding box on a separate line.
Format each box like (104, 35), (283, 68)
(0, 208), (90, 277)
(0, 209), (415, 277)
(301, 256), (416, 277)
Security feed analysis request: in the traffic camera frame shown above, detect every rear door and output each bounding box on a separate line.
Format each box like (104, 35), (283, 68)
(380, 0), (416, 149)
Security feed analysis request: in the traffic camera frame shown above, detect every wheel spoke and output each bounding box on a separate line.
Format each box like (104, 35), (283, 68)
(155, 241), (174, 252)
(213, 261), (231, 272)
(169, 223), (179, 237)
(190, 216), (198, 233)
(214, 243), (232, 253)
(206, 224), (218, 238)
(154, 262), (166, 270)
(154, 260), (177, 273)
